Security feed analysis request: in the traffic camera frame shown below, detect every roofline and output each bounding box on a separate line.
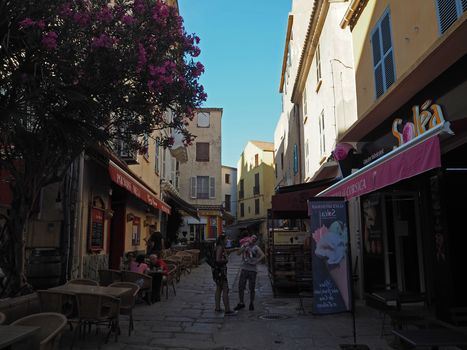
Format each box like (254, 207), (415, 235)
(279, 15), (294, 93)
(290, 0), (328, 103)
(222, 165), (237, 170)
(340, 0), (367, 30)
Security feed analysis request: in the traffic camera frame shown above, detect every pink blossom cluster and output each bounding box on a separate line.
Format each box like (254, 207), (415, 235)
(91, 34), (115, 49)
(41, 32), (58, 49)
(121, 15), (136, 25)
(333, 143), (354, 161)
(152, 3), (170, 22)
(137, 44), (147, 72)
(19, 18), (45, 29)
(312, 225), (328, 243)
(133, 0), (146, 15)
(96, 7), (113, 24)
(192, 62), (204, 77)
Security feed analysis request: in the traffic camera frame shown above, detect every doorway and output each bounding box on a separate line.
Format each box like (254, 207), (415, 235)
(384, 193), (425, 293)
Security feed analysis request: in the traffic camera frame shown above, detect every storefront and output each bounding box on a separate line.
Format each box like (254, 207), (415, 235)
(321, 54), (467, 319)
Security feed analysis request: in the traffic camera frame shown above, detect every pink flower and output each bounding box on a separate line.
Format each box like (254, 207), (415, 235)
(149, 64), (165, 76)
(192, 62), (204, 77)
(133, 0), (146, 14)
(159, 5), (169, 19)
(312, 225), (328, 244)
(91, 34), (115, 49)
(194, 36), (200, 44)
(191, 46), (201, 57)
(19, 18), (35, 28)
(136, 44), (147, 72)
(73, 12), (90, 27)
(59, 3), (73, 18)
(36, 20), (46, 29)
(41, 31), (58, 49)
(333, 143), (354, 161)
(121, 15), (135, 25)
(96, 7), (113, 23)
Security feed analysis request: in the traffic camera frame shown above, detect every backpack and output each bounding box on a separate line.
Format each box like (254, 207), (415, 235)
(205, 244), (217, 268)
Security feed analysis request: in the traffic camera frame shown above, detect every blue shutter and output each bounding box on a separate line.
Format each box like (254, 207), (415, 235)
(462, 0), (467, 12)
(293, 144), (298, 175)
(436, 0), (460, 34)
(372, 10), (395, 99)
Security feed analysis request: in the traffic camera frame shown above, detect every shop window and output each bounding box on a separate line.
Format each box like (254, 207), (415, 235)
(371, 9), (395, 99)
(436, 0), (466, 34)
(210, 217), (217, 236)
(132, 216), (141, 246)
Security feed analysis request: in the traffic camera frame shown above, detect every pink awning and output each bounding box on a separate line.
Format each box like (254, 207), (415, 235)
(109, 161), (171, 214)
(319, 134), (441, 200)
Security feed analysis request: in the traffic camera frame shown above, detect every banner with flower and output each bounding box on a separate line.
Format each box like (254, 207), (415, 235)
(308, 198), (352, 314)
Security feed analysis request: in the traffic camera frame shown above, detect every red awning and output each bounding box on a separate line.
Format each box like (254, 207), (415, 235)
(319, 133), (442, 200)
(108, 161), (171, 215)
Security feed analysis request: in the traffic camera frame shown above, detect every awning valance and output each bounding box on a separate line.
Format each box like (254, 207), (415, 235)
(318, 124), (448, 200)
(108, 161), (171, 214)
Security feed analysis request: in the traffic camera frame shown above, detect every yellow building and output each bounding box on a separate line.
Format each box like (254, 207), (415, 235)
(237, 141), (275, 243)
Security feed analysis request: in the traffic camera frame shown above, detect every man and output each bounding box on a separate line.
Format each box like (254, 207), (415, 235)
(148, 254), (168, 274)
(146, 229), (164, 255)
(234, 235), (265, 311)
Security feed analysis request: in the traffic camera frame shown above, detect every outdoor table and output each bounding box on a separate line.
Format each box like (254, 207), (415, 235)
(0, 325), (40, 349)
(392, 328), (467, 349)
(147, 270), (164, 303)
(49, 284), (130, 297)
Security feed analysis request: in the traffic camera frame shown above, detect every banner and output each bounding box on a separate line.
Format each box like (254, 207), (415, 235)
(308, 198), (352, 314)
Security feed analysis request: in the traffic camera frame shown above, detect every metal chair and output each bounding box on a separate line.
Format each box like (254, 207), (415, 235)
(109, 282), (139, 336)
(161, 264), (177, 299)
(98, 269), (122, 286)
(67, 278), (99, 286)
(11, 312), (67, 350)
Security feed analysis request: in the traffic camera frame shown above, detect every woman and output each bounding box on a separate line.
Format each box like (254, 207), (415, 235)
(213, 235), (236, 316)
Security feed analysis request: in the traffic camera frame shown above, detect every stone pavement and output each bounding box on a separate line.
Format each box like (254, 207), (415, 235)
(61, 253), (395, 350)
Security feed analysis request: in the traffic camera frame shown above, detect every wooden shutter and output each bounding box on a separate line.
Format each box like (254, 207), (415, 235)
(196, 142), (209, 161)
(436, 0), (460, 34)
(371, 10), (394, 98)
(209, 177), (215, 198)
(190, 177), (196, 198)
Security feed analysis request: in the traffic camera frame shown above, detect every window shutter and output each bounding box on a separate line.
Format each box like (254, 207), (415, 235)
(380, 13), (395, 90)
(190, 177), (196, 198)
(436, 0), (460, 34)
(371, 28), (384, 98)
(209, 177), (215, 198)
(462, 0), (467, 12)
(372, 11), (394, 98)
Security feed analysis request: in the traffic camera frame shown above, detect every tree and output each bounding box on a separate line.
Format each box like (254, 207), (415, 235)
(0, 0), (206, 296)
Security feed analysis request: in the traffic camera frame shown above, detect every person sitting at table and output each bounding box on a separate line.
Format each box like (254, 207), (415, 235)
(125, 252), (137, 271)
(148, 254), (169, 274)
(131, 254), (150, 274)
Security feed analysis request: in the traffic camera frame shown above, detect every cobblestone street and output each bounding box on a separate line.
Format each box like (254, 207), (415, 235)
(61, 254), (393, 350)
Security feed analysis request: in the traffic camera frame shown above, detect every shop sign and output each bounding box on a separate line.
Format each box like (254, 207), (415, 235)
(391, 99), (445, 147)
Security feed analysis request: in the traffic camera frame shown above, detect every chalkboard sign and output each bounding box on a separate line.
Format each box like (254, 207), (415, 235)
(90, 207), (105, 250)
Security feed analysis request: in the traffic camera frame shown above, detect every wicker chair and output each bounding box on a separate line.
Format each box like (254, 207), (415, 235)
(98, 269), (122, 286)
(67, 278), (99, 286)
(108, 282), (139, 336)
(175, 251), (193, 274)
(11, 312), (67, 350)
(37, 290), (76, 330)
(73, 293), (120, 345)
(184, 249), (201, 266)
(165, 256), (183, 281)
(120, 271), (152, 305)
(0, 311), (5, 325)
(161, 264), (177, 299)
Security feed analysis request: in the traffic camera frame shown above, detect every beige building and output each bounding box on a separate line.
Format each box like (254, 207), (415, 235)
(237, 141), (275, 243)
(178, 108), (223, 241)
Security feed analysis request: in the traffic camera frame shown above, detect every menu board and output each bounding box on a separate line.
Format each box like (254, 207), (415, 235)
(90, 207), (105, 250)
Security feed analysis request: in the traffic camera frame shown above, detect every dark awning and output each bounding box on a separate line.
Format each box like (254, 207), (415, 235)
(225, 219), (264, 231)
(162, 181), (199, 220)
(271, 178), (337, 218)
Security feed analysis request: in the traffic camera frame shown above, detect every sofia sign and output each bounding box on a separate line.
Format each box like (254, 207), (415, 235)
(392, 99), (445, 146)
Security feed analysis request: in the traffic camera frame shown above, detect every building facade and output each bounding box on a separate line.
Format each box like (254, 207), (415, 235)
(322, 0), (467, 319)
(178, 108), (223, 241)
(237, 141), (275, 243)
(221, 165), (237, 221)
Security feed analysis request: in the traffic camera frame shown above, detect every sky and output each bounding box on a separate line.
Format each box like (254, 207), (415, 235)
(178, 0), (291, 168)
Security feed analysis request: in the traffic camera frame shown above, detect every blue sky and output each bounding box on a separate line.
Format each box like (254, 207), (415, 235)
(178, 0), (291, 168)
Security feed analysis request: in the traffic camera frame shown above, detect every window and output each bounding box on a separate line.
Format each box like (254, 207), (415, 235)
(240, 203), (244, 217)
(319, 110), (326, 156)
(293, 144), (298, 175)
(436, 0), (466, 34)
(371, 9), (395, 99)
(142, 134), (149, 160)
(190, 176), (215, 199)
(254, 173), (260, 195)
(239, 179), (244, 199)
(224, 194), (231, 212)
(197, 112), (210, 127)
(162, 148), (166, 178)
(254, 154), (259, 167)
(225, 173), (230, 184)
(255, 199), (260, 215)
(316, 43), (322, 83)
(154, 140), (160, 174)
(196, 142), (209, 162)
